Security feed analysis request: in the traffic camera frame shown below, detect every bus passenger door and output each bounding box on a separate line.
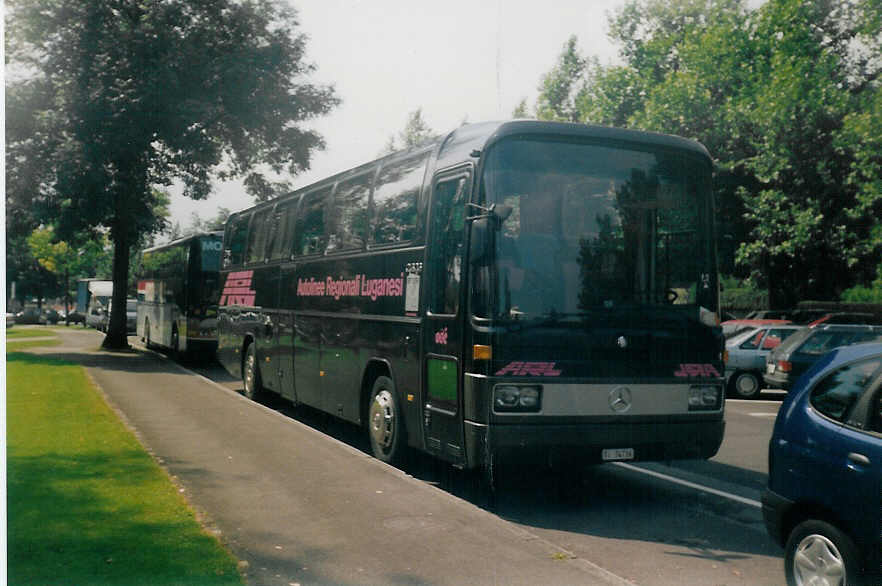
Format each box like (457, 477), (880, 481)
(421, 168), (471, 465)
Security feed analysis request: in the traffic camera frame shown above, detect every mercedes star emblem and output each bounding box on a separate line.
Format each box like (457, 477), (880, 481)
(609, 387), (632, 413)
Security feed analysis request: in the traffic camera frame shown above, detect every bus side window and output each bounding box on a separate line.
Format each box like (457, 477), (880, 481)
(296, 187), (330, 256)
(372, 153), (427, 245)
(268, 200), (298, 261)
(428, 175), (468, 314)
(246, 208), (272, 264)
(330, 172), (372, 251)
(225, 214), (250, 268)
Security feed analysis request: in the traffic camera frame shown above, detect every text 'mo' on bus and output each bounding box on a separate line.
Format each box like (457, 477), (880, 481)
(137, 232), (223, 359)
(217, 120), (725, 480)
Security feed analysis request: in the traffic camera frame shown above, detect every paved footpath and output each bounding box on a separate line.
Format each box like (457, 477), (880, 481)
(28, 328), (631, 586)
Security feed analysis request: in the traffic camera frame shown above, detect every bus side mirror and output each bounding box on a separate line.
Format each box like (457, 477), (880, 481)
(468, 203), (511, 266)
(493, 205), (513, 223)
(470, 218), (490, 266)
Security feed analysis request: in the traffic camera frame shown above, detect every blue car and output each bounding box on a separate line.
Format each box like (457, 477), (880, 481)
(763, 342), (882, 586)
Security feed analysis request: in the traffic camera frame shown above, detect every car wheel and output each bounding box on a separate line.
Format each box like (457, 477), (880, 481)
(785, 519), (862, 586)
(367, 376), (405, 465)
(242, 343), (263, 401)
(728, 371), (761, 399)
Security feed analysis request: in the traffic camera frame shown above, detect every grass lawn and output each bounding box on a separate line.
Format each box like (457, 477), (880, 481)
(6, 327), (62, 351)
(7, 351), (243, 585)
(7, 327), (59, 338)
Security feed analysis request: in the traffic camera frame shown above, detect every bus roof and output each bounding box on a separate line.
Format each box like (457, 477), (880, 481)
(141, 231), (223, 255)
(227, 120), (712, 222)
(434, 120), (712, 169)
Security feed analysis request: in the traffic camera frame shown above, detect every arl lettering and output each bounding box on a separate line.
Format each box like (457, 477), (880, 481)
(495, 361), (562, 377)
(674, 363), (721, 378)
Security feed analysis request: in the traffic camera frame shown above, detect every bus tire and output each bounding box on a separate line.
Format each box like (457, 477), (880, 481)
(242, 343), (263, 401)
(171, 326), (180, 361)
(367, 376), (405, 465)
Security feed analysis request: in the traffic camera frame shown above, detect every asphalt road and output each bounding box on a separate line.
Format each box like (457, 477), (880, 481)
(28, 327), (788, 585)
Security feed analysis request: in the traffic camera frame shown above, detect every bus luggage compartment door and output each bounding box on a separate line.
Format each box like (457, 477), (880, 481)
(423, 354), (465, 465)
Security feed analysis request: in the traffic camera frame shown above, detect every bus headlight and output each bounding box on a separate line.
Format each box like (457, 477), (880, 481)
(688, 385), (721, 411)
(493, 385), (542, 413)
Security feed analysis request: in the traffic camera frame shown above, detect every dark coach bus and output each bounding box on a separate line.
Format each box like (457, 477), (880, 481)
(137, 232), (223, 358)
(217, 120), (725, 481)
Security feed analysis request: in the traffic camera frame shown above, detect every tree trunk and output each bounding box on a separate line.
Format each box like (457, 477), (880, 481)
(102, 229), (131, 350)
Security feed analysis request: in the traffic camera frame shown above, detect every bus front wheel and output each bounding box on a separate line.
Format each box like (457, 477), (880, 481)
(243, 344), (263, 401)
(368, 376), (404, 465)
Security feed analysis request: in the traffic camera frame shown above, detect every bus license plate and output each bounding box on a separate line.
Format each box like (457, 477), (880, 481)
(602, 448), (634, 461)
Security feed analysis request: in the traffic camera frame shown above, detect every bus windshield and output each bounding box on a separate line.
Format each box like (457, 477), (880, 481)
(479, 138), (714, 320)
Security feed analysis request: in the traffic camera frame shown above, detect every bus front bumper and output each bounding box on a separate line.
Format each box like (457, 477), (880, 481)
(463, 418), (725, 469)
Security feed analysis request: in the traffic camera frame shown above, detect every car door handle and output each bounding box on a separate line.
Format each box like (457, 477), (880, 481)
(847, 452), (870, 467)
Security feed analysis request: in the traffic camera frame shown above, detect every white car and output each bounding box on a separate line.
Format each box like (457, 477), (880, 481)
(725, 325), (802, 399)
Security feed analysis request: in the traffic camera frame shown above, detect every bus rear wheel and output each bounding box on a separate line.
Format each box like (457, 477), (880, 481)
(368, 376), (404, 465)
(171, 327), (180, 361)
(243, 344), (263, 401)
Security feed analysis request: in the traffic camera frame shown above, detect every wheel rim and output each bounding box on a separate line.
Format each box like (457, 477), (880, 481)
(244, 351), (256, 396)
(369, 390), (395, 451)
(735, 373), (759, 397)
(792, 533), (847, 586)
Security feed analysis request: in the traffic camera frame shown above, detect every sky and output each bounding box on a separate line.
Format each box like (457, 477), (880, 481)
(168, 0), (629, 232)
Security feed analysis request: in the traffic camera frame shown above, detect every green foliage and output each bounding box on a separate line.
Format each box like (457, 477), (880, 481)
(719, 275), (768, 312)
(532, 0), (882, 305)
(7, 352), (243, 585)
(841, 285), (882, 303)
(512, 98), (532, 118)
(536, 36), (586, 122)
(6, 0), (338, 347)
(382, 108), (435, 154)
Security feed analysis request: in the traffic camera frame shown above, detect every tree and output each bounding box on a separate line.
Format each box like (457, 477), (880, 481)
(536, 36), (587, 122)
(26, 227), (117, 319)
(512, 98), (532, 119)
(533, 0), (882, 307)
(382, 108), (436, 154)
(6, 0), (339, 348)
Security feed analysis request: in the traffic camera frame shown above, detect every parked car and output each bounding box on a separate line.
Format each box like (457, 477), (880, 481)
(15, 307), (42, 325)
(107, 298), (138, 333)
(725, 324), (802, 399)
(807, 312), (882, 327)
(40, 308), (60, 325)
(6, 313), (16, 328)
(743, 309), (793, 320)
(762, 342), (882, 586)
(764, 324), (882, 392)
(788, 308), (832, 324)
(63, 310), (86, 325)
(85, 304), (108, 331)
(722, 318), (792, 338)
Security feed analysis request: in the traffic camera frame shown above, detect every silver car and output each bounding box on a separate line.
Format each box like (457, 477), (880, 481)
(725, 325), (802, 399)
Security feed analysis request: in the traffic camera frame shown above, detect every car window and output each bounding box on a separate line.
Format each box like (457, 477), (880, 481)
(872, 394), (882, 433)
(740, 330), (766, 350)
(810, 357), (882, 423)
(800, 331), (852, 355)
(763, 328), (796, 350)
